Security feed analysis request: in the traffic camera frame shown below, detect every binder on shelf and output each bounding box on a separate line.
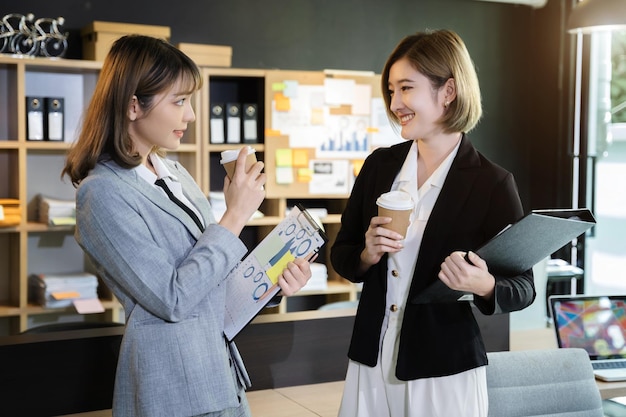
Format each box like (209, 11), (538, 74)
(226, 102), (241, 144)
(242, 103), (258, 143)
(224, 204), (328, 341)
(411, 208), (597, 304)
(210, 103), (225, 144)
(26, 97), (44, 141)
(45, 97), (64, 141)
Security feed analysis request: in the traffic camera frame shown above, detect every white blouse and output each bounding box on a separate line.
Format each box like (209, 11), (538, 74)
(135, 154), (205, 229)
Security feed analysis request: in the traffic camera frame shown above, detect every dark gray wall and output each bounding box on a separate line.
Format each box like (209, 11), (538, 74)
(11, 0), (574, 210)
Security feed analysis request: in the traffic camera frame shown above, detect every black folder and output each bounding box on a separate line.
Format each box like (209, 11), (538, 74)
(26, 97), (44, 141)
(411, 208), (596, 304)
(210, 103), (225, 144)
(242, 103), (258, 143)
(45, 97), (64, 141)
(226, 102), (241, 144)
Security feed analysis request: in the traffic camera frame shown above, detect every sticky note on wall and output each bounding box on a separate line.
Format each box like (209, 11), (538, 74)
(276, 167), (294, 184)
(353, 159), (365, 176)
(276, 149), (293, 166)
(310, 108), (324, 125)
(297, 168), (312, 182)
(293, 149), (309, 167)
(274, 92), (291, 112)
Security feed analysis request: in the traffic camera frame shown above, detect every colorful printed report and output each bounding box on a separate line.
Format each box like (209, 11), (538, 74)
(224, 205), (327, 340)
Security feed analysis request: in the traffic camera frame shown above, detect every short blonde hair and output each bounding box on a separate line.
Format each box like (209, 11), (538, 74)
(381, 29), (482, 133)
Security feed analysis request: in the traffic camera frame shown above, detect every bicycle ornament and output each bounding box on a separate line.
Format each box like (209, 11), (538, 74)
(0, 13), (68, 58)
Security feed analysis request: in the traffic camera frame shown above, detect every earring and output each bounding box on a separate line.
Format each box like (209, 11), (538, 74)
(444, 101), (450, 108)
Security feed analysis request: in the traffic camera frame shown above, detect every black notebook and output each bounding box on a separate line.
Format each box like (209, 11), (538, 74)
(411, 208), (596, 304)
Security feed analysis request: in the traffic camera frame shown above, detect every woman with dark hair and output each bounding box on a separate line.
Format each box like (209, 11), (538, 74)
(63, 35), (312, 417)
(331, 29), (535, 416)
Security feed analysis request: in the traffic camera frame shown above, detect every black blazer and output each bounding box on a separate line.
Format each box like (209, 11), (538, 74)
(331, 136), (535, 380)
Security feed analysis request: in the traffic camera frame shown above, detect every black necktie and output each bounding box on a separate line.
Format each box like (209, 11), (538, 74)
(155, 178), (205, 232)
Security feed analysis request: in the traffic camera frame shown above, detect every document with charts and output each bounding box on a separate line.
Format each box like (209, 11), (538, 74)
(223, 204), (327, 341)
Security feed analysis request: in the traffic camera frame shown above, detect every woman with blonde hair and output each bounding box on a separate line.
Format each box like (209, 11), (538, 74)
(331, 29), (535, 417)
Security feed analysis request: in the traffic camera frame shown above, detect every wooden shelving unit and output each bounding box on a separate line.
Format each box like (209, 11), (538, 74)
(0, 56), (110, 334)
(202, 67), (363, 314)
(0, 56), (370, 335)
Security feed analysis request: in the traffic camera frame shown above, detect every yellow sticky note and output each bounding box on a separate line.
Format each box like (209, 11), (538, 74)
(265, 128), (282, 137)
(50, 217), (77, 226)
(293, 149), (309, 167)
(274, 93), (291, 112)
(276, 148), (293, 167)
(329, 104), (352, 115)
(310, 107), (324, 125)
(297, 168), (312, 182)
(266, 251), (295, 284)
(51, 291), (81, 300)
(353, 160), (365, 177)
(272, 82), (286, 91)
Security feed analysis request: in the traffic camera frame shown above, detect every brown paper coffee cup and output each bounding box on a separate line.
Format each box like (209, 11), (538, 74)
(221, 147), (257, 180)
(376, 190), (413, 238)
(378, 206), (412, 238)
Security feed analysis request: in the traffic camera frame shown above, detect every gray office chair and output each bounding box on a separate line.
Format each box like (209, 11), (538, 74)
(486, 348), (604, 417)
(317, 300), (359, 311)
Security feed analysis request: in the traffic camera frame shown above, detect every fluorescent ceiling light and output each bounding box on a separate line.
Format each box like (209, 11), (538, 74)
(474, 0), (547, 8)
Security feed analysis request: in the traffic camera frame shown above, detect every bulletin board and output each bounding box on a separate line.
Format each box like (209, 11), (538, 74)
(263, 69), (402, 199)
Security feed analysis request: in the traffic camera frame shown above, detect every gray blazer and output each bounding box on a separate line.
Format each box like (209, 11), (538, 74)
(75, 157), (249, 417)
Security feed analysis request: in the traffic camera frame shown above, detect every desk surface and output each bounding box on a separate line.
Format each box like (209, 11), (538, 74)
(61, 327), (624, 417)
(510, 327), (626, 400)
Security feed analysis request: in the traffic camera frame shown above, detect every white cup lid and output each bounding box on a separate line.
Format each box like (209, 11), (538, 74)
(220, 146), (255, 164)
(376, 190), (414, 210)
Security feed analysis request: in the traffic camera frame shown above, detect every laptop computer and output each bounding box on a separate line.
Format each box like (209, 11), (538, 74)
(549, 294), (626, 382)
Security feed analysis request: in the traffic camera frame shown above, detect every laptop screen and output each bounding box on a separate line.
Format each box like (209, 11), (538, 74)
(549, 295), (626, 360)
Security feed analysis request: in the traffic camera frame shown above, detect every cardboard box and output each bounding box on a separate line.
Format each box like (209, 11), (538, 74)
(177, 42), (232, 67)
(81, 21), (171, 61)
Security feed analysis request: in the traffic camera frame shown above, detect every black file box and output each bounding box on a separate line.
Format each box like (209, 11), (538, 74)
(45, 97), (64, 141)
(243, 103), (258, 143)
(26, 97), (45, 141)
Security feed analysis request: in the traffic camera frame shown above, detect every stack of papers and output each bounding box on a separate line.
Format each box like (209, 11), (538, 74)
(28, 272), (99, 309)
(286, 207), (328, 219)
(39, 195), (76, 226)
(208, 192), (263, 221)
(301, 262), (328, 291)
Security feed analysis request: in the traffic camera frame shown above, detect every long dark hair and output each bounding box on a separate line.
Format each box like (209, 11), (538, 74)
(62, 35), (202, 186)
